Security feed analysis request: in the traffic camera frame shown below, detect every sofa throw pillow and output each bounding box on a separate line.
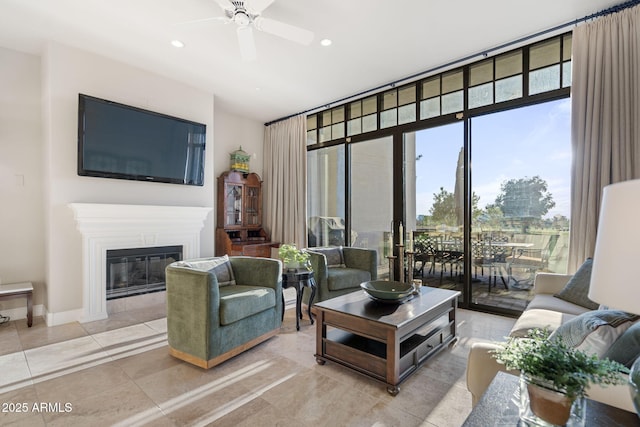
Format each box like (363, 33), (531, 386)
(602, 321), (640, 368)
(554, 258), (600, 310)
(208, 255), (236, 286)
(174, 261), (194, 268)
(549, 310), (640, 357)
(313, 247), (345, 267)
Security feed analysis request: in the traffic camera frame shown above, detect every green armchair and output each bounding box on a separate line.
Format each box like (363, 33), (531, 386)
(165, 255), (283, 369)
(304, 246), (377, 303)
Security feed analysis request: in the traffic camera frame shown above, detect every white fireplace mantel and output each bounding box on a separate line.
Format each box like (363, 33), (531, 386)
(69, 203), (212, 322)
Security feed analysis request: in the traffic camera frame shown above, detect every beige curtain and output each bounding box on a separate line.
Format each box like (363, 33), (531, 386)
(263, 115), (307, 249)
(568, 5), (640, 272)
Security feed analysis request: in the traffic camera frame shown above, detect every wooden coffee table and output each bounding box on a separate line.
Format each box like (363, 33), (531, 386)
(313, 285), (460, 395)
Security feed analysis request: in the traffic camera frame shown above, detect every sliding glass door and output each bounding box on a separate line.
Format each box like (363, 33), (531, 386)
(405, 123), (467, 301)
(305, 33), (573, 315)
(350, 136), (394, 279)
(307, 145), (346, 247)
(405, 99), (570, 311)
(469, 99), (571, 311)
(307, 136), (393, 279)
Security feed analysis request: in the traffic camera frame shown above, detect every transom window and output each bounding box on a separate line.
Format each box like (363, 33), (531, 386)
(307, 33), (572, 146)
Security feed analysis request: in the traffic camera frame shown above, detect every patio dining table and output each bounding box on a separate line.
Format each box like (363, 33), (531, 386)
(412, 237), (536, 286)
(435, 240), (534, 256)
(489, 241), (534, 248)
(431, 240), (535, 287)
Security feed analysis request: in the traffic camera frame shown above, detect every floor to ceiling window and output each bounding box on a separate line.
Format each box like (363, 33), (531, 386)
(468, 99), (571, 311)
(406, 100), (571, 312)
(306, 32), (572, 315)
(406, 123), (467, 302)
(307, 145), (345, 247)
(350, 136), (394, 279)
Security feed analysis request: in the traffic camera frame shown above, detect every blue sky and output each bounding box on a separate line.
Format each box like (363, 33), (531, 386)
(414, 98), (572, 219)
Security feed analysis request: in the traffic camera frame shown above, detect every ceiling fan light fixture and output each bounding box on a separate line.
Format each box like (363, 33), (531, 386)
(202, 0), (315, 59)
(320, 38), (332, 47)
(233, 10), (251, 27)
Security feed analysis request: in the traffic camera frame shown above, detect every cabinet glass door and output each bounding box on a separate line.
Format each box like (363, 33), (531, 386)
(245, 186), (260, 226)
(225, 184), (243, 226)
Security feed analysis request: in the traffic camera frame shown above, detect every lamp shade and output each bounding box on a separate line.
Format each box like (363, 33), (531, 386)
(588, 179), (640, 315)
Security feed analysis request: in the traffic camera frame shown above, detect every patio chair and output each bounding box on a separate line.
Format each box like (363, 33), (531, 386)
(471, 240), (509, 290)
(413, 233), (441, 277)
(440, 237), (464, 285)
(506, 241), (551, 288)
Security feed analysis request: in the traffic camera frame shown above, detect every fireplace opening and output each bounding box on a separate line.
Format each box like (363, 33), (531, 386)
(106, 245), (182, 300)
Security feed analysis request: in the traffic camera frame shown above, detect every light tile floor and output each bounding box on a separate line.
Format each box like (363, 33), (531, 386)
(0, 289), (515, 426)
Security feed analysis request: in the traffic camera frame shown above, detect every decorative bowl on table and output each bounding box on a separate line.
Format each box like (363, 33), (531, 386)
(360, 280), (414, 301)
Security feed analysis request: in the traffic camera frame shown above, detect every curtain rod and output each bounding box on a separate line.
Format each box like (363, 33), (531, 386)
(264, 0), (640, 127)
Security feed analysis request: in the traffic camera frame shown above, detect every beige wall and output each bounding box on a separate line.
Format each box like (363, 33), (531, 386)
(0, 47), (45, 312)
(0, 43), (264, 324)
(213, 107), (265, 179)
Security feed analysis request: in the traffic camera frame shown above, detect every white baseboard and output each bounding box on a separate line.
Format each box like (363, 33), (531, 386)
(2, 293), (168, 327)
(0, 304), (44, 322)
(0, 304), (88, 327)
(44, 308), (84, 326)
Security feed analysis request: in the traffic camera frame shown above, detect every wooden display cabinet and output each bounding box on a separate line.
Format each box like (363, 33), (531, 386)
(215, 171), (277, 257)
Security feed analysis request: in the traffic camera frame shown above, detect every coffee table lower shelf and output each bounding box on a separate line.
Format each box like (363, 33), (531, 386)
(313, 288), (459, 395)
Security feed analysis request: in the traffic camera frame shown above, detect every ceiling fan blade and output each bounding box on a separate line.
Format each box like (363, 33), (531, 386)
(173, 16), (229, 26)
(254, 17), (314, 45)
(237, 26), (257, 61)
(245, 0), (275, 15)
(212, 0), (234, 11)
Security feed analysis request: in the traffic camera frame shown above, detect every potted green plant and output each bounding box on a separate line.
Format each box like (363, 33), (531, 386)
(493, 328), (629, 426)
(278, 244), (310, 271)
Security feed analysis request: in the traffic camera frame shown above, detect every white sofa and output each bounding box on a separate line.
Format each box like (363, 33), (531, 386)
(466, 272), (635, 412)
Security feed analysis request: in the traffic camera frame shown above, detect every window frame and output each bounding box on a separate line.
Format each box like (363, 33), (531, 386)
(306, 33), (572, 149)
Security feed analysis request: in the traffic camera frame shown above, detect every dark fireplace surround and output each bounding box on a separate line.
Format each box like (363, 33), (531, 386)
(106, 245), (182, 300)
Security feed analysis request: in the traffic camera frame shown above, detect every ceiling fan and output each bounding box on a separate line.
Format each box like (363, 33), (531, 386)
(185, 0), (315, 61)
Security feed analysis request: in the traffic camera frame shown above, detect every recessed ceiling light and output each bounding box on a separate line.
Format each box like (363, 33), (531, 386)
(320, 39), (332, 47)
(171, 40), (185, 48)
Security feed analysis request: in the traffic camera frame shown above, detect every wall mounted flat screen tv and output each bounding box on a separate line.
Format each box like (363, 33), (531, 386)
(78, 94), (206, 186)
